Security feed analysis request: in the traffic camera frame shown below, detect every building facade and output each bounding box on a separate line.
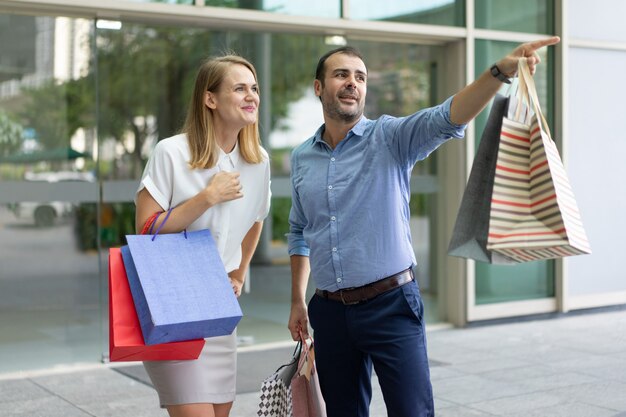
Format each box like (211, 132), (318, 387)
(0, 0), (624, 375)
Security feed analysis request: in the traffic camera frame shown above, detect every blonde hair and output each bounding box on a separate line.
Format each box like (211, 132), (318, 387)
(182, 55), (263, 169)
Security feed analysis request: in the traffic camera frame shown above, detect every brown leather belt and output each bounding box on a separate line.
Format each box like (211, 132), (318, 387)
(315, 269), (413, 305)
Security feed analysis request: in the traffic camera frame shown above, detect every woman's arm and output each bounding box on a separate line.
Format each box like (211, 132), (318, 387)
(228, 221), (264, 297)
(135, 171), (243, 233)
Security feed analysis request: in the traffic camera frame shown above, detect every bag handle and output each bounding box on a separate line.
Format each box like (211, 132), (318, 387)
(296, 330), (315, 378)
(150, 208), (188, 241)
(274, 339), (302, 373)
(141, 211), (163, 235)
(517, 59), (552, 138)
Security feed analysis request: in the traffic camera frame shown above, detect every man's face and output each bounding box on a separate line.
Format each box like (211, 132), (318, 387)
(315, 53), (367, 123)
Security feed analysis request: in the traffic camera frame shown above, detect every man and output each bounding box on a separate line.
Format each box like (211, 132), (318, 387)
(288, 38), (559, 417)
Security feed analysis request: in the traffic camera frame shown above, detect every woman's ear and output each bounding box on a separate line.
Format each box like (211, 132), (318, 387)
(205, 91), (217, 109)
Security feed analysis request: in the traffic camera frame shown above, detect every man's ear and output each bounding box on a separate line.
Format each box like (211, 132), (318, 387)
(205, 91), (217, 109)
(313, 79), (322, 98)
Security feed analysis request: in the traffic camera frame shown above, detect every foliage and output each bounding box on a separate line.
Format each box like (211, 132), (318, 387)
(15, 78), (94, 151)
(271, 197), (291, 242)
(74, 202), (136, 250)
(0, 111), (23, 157)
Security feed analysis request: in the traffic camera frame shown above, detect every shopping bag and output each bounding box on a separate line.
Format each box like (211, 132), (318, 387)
(290, 336), (326, 417)
(485, 59), (591, 262)
(448, 94), (517, 264)
(257, 342), (301, 417)
(122, 209), (242, 345)
(108, 247), (204, 361)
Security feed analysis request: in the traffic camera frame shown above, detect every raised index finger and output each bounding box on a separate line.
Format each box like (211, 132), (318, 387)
(526, 36), (560, 52)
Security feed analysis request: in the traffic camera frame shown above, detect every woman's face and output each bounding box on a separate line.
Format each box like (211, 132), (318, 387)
(206, 64), (259, 131)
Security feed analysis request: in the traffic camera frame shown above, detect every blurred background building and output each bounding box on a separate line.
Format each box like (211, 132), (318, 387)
(0, 0), (624, 375)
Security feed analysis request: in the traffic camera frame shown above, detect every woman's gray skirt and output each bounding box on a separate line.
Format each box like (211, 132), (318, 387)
(143, 331), (237, 407)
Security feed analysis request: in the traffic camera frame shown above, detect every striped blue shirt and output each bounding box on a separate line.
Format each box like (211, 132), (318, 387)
(288, 96), (466, 291)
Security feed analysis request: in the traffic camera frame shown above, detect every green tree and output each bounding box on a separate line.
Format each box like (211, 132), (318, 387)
(0, 110), (23, 157)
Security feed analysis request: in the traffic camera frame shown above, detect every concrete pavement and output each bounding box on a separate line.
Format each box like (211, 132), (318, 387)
(2, 309), (626, 417)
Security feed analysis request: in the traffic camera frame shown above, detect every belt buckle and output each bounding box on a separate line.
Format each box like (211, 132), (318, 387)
(339, 290), (360, 305)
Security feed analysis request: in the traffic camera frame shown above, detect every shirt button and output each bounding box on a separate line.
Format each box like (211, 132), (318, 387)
(336, 278), (342, 283)
(331, 216), (336, 221)
(328, 185), (333, 189)
(332, 247), (337, 252)
(330, 157), (336, 162)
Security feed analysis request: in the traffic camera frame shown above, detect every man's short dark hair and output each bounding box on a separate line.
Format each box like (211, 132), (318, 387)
(315, 46), (365, 83)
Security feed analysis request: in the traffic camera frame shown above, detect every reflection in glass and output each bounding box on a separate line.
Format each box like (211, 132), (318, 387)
(350, 0), (464, 26)
(475, 0), (554, 34)
(0, 13), (100, 373)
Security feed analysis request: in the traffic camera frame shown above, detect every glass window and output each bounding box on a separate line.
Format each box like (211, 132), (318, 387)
(473, 39), (556, 305)
(475, 0), (554, 34)
(223, 0), (340, 18)
(269, 39), (446, 323)
(350, 0), (465, 26)
(0, 13), (101, 373)
(116, 0), (194, 4)
(569, 0), (626, 42)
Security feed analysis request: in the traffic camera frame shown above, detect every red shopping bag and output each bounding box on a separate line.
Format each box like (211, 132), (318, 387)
(109, 247), (204, 361)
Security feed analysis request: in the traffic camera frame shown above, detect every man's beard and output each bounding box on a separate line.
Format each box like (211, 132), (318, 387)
(321, 96), (363, 123)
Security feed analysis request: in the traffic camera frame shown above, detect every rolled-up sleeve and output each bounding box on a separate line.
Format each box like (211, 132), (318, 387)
(385, 95), (467, 168)
(287, 152), (310, 257)
(136, 141), (173, 210)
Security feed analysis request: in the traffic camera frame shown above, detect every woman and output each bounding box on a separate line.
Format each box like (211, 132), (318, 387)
(134, 55), (271, 417)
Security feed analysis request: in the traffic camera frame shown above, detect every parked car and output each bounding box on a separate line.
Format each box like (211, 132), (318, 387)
(8, 171), (95, 227)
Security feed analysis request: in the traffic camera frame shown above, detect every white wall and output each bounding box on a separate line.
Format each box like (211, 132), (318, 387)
(566, 0), (626, 303)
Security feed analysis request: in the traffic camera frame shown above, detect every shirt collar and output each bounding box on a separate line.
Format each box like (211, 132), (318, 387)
(218, 140), (240, 170)
(313, 116), (370, 145)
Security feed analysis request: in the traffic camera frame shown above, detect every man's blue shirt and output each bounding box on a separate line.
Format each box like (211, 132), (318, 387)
(288, 96), (467, 291)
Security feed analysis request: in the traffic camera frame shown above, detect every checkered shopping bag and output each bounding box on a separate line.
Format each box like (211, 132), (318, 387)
(257, 342), (301, 417)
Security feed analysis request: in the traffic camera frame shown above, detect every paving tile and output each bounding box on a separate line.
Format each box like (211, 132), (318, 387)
(447, 357), (532, 375)
(0, 379), (52, 403)
(430, 365), (466, 381)
(469, 391), (566, 415)
(545, 381), (626, 411)
(81, 395), (167, 417)
(432, 375), (533, 405)
(0, 396), (90, 417)
(434, 398), (458, 409)
(435, 405), (499, 417)
(496, 343), (593, 365)
(508, 401), (616, 417)
(518, 371), (600, 391)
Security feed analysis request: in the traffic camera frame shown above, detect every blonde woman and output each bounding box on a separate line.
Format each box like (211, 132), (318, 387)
(135, 55), (271, 417)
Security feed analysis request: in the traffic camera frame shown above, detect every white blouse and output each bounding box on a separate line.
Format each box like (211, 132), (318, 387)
(137, 133), (271, 272)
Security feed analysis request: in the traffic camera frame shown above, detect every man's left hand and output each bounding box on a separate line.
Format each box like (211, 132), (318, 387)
(497, 36), (560, 77)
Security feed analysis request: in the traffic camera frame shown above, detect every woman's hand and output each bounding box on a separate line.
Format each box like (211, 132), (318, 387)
(204, 171), (243, 206)
(229, 277), (243, 297)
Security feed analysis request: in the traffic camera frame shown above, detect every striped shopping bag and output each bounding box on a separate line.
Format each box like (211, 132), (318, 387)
(486, 59), (591, 262)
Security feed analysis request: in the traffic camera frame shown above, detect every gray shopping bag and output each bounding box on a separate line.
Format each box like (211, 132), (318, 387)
(448, 94), (516, 264)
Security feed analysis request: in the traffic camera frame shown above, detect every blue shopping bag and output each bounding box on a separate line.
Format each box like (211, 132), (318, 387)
(121, 210), (242, 345)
